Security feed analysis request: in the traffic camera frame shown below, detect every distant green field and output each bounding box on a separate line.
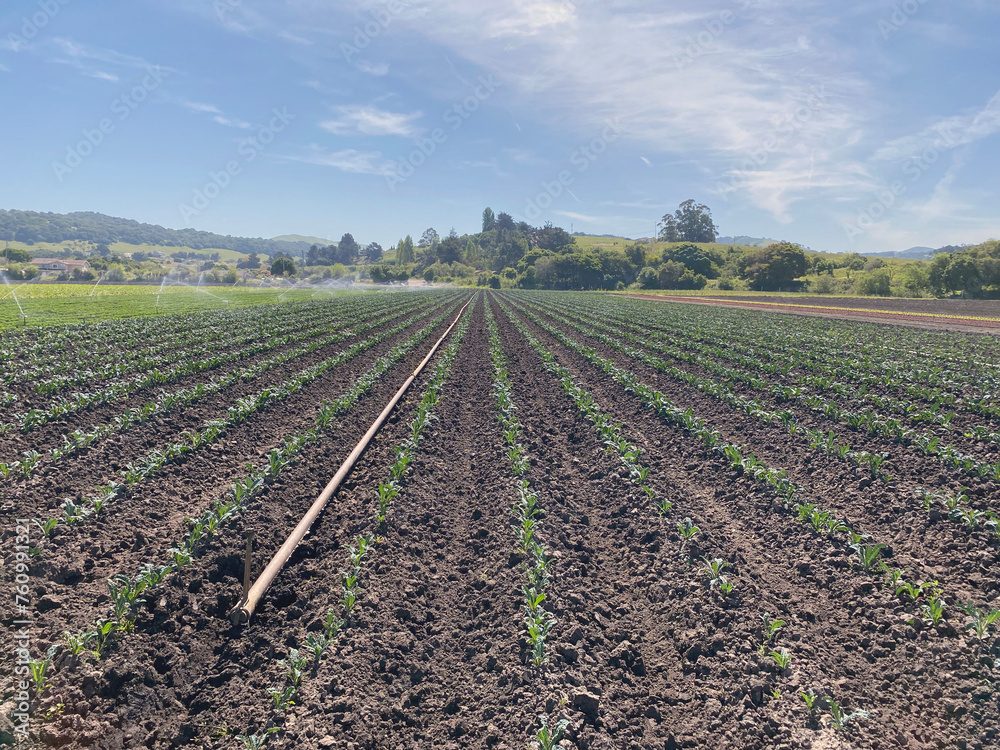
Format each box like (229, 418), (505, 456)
(0, 282), (356, 329)
(4, 240), (249, 263)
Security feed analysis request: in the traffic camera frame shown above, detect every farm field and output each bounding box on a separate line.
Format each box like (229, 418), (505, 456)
(0, 284), (365, 329)
(622, 292), (1000, 334)
(2, 290), (999, 750)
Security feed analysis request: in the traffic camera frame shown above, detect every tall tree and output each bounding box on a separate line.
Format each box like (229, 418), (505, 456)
(464, 239), (478, 264)
(396, 235), (415, 265)
(337, 233), (360, 264)
(418, 228), (439, 248)
(270, 256), (296, 277)
(535, 223), (575, 253)
(363, 242), (384, 264)
(659, 200), (718, 243)
(437, 235), (463, 264)
(482, 207), (496, 233)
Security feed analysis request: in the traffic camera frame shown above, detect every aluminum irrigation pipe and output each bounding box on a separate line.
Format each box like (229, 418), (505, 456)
(230, 295), (475, 624)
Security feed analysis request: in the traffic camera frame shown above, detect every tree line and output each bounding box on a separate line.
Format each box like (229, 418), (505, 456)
(0, 210), (311, 257)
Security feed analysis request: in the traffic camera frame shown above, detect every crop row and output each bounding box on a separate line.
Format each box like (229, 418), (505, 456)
(524, 294), (1000, 485)
(239, 300), (473, 746)
(556, 294), (998, 418)
(0, 295), (367, 389)
(41, 300), (467, 713)
(30, 299), (461, 540)
(493, 296), (885, 734)
(1, 293), (443, 436)
(27, 303), (343, 396)
(1, 294), (450, 480)
(501, 295), (1000, 656)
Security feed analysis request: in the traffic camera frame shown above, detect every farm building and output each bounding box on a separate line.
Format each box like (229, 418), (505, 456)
(31, 258), (92, 273)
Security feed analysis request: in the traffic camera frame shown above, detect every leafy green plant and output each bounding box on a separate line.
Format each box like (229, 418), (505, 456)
(896, 580), (939, 603)
(28, 645), (59, 693)
(304, 632), (331, 662)
(760, 612), (785, 654)
(63, 629), (96, 659)
(92, 620), (117, 658)
(850, 542), (886, 573)
(20, 449), (41, 478)
(799, 688), (821, 716)
(279, 649), (307, 687)
(826, 697), (869, 732)
(701, 557), (730, 589)
(922, 595), (947, 626)
(236, 728), (280, 749)
(959, 603), (1000, 641)
(267, 685), (296, 711)
(768, 647), (792, 672)
(323, 610), (345, 640)
(677, 517), (700, 556)
(34, 517), (58, 537)
(530, 714), (569, 750)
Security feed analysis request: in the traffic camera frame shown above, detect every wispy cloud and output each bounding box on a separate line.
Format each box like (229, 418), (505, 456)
(320, 105), (423, 138)
(873, 89), (1000, 162)
(0, 63), (9, 73)
(285, 145), (397, 176)
(181, 100), (252, 128)
(355, 60), (389, 77)
(278, 30), (313, 46)
(87, 70), (120, 82)
(214, 115), (252, 129)
(503, 147), (544, 166)
(554, 210), (609, 223)
(182, 101), (222, 114)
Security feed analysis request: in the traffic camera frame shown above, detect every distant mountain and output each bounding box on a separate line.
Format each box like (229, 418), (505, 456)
(0, 210), (313, 257)
(272, 234), (336, 246)
(870, 245), (966, 260)
(716, 235), (781, 247)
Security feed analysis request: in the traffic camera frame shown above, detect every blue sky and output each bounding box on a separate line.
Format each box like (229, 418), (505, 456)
(1, 0), (998, 253)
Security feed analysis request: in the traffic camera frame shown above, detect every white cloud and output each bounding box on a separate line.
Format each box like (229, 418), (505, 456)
(503, 147), (544, 165)
(279, 30), (314, 46)
(320, 105), (423, 138)
(286, 145), (397, 176)
(553, 210), (607, 223)
(183, 101), (223, 114)
(873, 89), (1000, 162)
(214, 115), (253, 129)
(640, 156), (652, 167)
(355, 60), (389, 76)
(87, 70), (120, 82)
(182, 101), (251, 128)
(0, 63), (9, 72)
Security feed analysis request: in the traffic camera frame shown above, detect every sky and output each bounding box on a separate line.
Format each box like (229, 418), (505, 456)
(1, 0), (998, 254)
